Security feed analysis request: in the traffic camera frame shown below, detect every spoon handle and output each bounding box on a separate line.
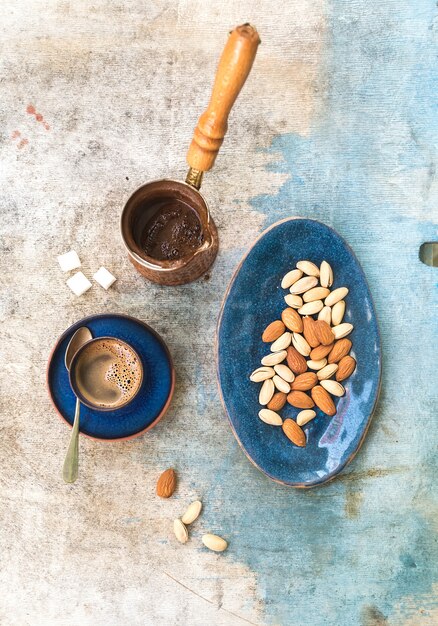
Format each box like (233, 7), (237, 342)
(62, 399), (80, 483)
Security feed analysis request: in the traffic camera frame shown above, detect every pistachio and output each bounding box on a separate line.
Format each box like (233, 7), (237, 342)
(202, 533), (228, 552)
(250, 366), (275, 382)
(284, 294), (304, 309)
(318, 305), (332, 325)
(296, 260), (320, 277)
(272, 375), (291, 394)
(259, 408), (283, 426)
(331, 300), (345, 326)
(261, 350), (287, 366)
(320, 379), (345, 397)
(298, 300), (324, 316)
(319, 260), (333, 288)
(296, 409), (317, 426)
(289, 276), (318, 295)
(181, 501), (203, 525)
(306, 358), (327, 370)
(332, 323), (353, 339)
(273, 363), (295, 383)
(303, 287), (330, 302)
(292, 332), (311, 357)
(281, 268), (303, 289)
(325, 287), (349, 307)
(173, 519), (189, 544)
(316, 363), (339, 380)
(270, 331), (292, 352)
(259, 378), (275, 405)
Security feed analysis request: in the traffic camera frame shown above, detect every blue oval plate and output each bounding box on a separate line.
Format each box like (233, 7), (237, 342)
(217, 218), (381, 487)
(47, 314), (175, 441)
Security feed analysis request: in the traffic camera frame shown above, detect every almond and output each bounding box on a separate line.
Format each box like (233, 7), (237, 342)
(261, 350), (287, 366)
(270, 331), (292, 352)
(290, 372), (318, 391)
(303, 287), (330, 302)
(262, 320), (286, 342)
(317, 363), (338, 380)
(314, 320), (335, 346)
(311, 385), (336, 416)
(302, 316), (320, 348)
(286, 346), (308, 374)
(272, 375), (290, 394)
(289, 275), (318, 295)
(156, 468), (176, 498)
(336, 355), (356, 381)
(318, 306), (332, 325)
(331, 300), (345, 326)
(320, 261), (333, 288)
(292, 332), (311, 357)
(284, 294), (303, 309)
(259, 378), (275, 405)
(296, 409), (317, 426)
(320, 379), (345, 397)
(267, 392), (287, 411)
(281, 268), (303, 289)
(325, 287), (349, 307)
(298, 300), (323, 316)
(328, 338), (352, 363)
(282, 418), (306, 446)
(281, 308), (303, 333)
(273, 364), (295, 383)
(287, 390), (315, 409)
(310, 343), (333, 360)
(332, 323), (353, 339)
(259, 408), (283, 425)
(296, 260), (320, 277)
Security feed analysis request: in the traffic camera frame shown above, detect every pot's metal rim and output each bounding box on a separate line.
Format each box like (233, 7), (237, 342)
(120, 178), (213, 273)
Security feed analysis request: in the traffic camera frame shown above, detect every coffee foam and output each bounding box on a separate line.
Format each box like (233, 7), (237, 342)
(75, 339), (142, 408)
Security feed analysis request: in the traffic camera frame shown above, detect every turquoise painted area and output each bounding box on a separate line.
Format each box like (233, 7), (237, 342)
(212, 1), (438, 624)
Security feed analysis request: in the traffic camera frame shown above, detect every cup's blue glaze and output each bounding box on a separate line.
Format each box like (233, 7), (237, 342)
(217, 218), (381, 487)
(47, 314), (174, 440)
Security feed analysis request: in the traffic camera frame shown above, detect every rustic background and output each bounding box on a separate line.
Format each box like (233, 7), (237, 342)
(1, 1), (437, 625)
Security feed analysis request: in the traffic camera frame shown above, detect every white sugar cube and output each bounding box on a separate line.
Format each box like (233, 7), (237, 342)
(93, 266), (116, 290)
(57, 250), (81, 272)
(67, 271), (92, 296)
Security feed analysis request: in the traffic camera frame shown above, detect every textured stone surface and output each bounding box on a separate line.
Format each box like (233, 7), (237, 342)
(0, 1), (437, 625)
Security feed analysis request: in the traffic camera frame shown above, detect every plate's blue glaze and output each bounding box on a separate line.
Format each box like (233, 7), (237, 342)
(47, 314), (174, 440)
(217, 218), (381, 487)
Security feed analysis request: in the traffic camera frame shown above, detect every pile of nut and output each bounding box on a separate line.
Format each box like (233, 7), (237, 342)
(250, 260), (356, 447)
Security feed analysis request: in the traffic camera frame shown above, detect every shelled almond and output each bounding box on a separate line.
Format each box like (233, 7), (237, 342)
(267, 392), (287, 411)
(250, 259), (356, 448)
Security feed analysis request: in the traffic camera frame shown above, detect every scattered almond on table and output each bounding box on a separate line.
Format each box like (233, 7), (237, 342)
(156, 468), (177, 498)
(250, 259), (357, 448)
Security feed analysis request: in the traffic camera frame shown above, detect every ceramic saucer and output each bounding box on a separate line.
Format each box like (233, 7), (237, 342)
(47, 313), (174, 440)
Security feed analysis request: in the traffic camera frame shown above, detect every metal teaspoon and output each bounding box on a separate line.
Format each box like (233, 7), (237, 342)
(62, 326), (92, 483)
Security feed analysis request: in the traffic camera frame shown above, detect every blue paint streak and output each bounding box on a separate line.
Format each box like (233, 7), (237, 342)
(212, 1), (438, 624)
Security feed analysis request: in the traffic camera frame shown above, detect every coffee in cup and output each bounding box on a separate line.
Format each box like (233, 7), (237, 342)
(69, 337), (143, 411)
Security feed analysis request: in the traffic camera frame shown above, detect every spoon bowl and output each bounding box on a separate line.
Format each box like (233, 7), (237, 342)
(62, 326), (92, 483)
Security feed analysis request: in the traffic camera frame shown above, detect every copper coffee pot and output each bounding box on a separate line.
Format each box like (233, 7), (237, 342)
(121, 23), (260, 285)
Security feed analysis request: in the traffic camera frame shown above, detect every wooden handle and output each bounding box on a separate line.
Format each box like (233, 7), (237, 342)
(187, 23), (260, 173)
